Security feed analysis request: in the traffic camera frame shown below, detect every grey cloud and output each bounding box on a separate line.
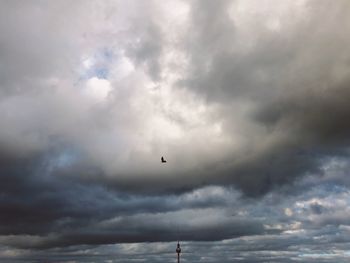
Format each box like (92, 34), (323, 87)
(172, 0), (350, 196)
(126, 21), (163, 81)
(0, 166), (349, 261)
(2, 0), (350, 197)
(0, 146), (264, 249)
(1, 0), (350, 261)
(309, 202), (326, 215)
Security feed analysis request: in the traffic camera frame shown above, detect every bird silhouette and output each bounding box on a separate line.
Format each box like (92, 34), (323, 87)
(161, 156), (167, 163)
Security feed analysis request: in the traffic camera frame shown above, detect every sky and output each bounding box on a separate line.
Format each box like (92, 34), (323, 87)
(1, 0), (350, 262)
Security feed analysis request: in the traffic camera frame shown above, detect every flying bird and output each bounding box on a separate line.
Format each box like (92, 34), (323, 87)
(161, 156), (167, 163)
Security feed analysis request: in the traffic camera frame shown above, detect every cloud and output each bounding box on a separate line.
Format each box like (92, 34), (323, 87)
(2, 0), (350, 196)
(1, 0), (350, 261)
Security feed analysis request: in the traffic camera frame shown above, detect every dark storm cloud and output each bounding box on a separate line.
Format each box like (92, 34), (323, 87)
(1, 164), (350, 261)
(7, 216), (262, 249)
(168, 0), (350, 196)
(0, 145), (264, 249)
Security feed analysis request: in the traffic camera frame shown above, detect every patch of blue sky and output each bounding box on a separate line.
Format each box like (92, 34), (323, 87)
(297, 180), (350, 201)
(94, 67), (109, 79)
(318, 182), (349, 195)
(79, 64), (110, 81)
(79, 47), (115, 81)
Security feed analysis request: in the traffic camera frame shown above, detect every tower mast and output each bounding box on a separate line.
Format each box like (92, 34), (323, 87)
(176, 241), (181, 263)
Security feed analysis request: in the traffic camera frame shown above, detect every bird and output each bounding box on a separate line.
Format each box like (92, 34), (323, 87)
(161, 156), (167, 163)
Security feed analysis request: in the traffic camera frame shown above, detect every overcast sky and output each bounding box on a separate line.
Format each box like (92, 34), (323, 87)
(1, 0), (350, 262)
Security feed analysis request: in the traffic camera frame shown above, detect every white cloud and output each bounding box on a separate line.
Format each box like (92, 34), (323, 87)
(84, 77), (112, 101)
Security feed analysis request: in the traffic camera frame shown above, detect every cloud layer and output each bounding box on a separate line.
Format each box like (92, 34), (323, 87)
(1, 0), (350, 262)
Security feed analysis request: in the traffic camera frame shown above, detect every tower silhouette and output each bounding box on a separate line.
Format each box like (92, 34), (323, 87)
(176, 241), (181, 263)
